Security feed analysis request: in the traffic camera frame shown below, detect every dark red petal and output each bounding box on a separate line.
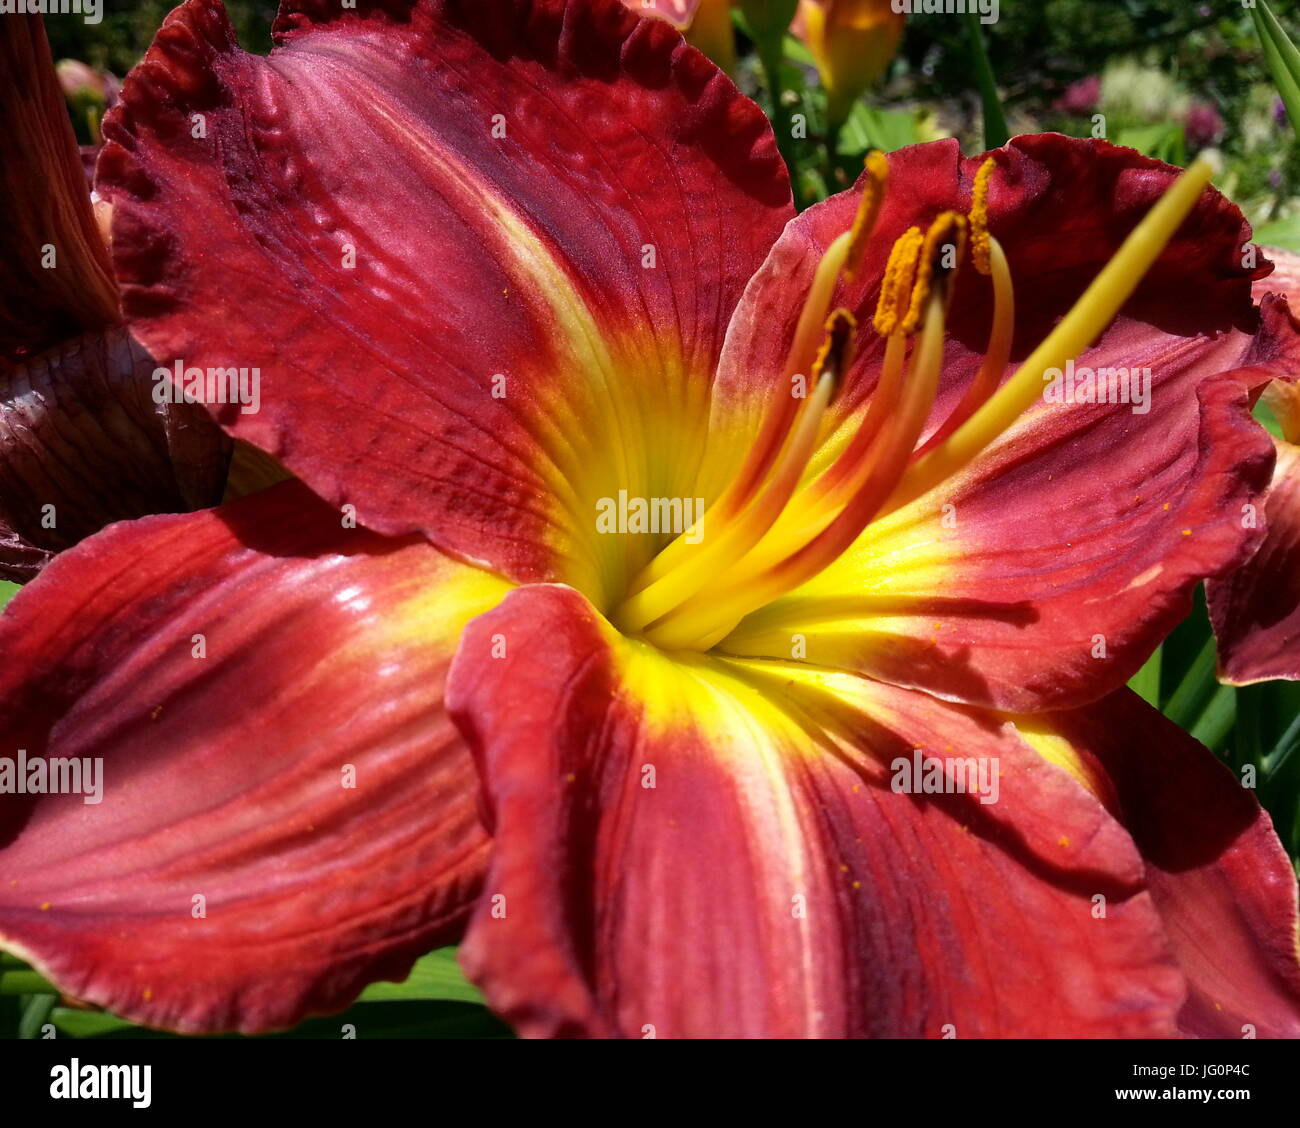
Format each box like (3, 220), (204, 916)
(0, 13), (117, 361)
(713, 135), (1291, 711)
(726, 361), (1276, 712)
(0, 327), (231, 582)
(1052, 690), (1300, 1038)
(449, 583), (1195, 1038)
(1209, 435), (1300, 683)
(704, 133), (1263, 492)
(0, 481), (509, 1033)
(99, 0), (791, 593)
(1207, 284), (1300, 683)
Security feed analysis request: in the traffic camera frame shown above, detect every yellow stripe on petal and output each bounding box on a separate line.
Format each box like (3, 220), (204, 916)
(999, 714), (1108, 800)
(399, 563), (515, 651)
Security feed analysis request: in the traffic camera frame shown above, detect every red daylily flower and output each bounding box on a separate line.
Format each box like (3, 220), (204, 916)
(1207, 248), (1300, 684)
(2, 0), (1299, 1038)
(0, 16), (230, 581)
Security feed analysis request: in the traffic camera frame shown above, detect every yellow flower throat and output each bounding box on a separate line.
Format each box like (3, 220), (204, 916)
(613, 151), (1216, 652)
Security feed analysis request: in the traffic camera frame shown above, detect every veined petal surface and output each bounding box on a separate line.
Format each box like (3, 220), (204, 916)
(450, 584), (1300, 1037)
(99, 0), (792, 608)
(1209, 374), (1300, 684)
(1205, 254), (1300, 683)
(1046, 690), (1300, 1038)
(0, 13), (117, 361)
(0, 481), (509, 1033)
(709, 135), (1290, 711)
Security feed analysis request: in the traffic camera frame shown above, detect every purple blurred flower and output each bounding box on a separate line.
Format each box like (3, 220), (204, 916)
(1184, 100), (1224, 148)
(1053, 75), (1101, 116)
(55, 58), (120, 109)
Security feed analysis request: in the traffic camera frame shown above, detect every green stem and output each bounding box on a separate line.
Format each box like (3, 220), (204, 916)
(964, 11), (1009, 150)
(824, 113), (846, 192)
(19, 994), (57, 1039)
(759, 46), (805, 211)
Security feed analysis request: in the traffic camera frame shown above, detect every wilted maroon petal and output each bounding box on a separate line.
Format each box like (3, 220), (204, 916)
(99, 0), (791, 593)
(0, 481), (510, 1033)
(1053, 690), (1300, 1037)
(450, 584), (1199, 1038)
(0, 13), (117, 361)
(0, 327), (231, 583)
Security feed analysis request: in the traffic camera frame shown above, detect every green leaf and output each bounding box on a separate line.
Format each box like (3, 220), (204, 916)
(1128, 646), (1163, 707)
(0, 580), (19, 611)
(1265, 708), (1300, 781)
(1190, 685), (1236, 753)
(837, 103), (919, 156)
(1252, 0), (1300, 135)
(746, 18), (806, 210)
(0, 993), (21, 1038)
(1113, 123), (1187, 166)
(42, 950), (500, 1039)
(782, 33), (815, 68)
(1254, 394), (1286, 441)
(270, 1001), (510, 1039)
(47, 1008), (139, 1039)
(1254, 214), (1300, 255)
(0, 969), (56, 995)
(1164, 634), (1220, 730)
(1234, 683), (1266, 771)
(59, 1001), (511, 1040)
(357, 947), (484, 1005)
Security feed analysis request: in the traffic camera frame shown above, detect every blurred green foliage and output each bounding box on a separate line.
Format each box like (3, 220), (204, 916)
(44, 0), (274, 71)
